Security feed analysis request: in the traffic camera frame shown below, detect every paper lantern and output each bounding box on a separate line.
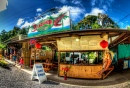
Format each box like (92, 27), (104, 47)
(35, 43), (41, 49)
(100, 40), (108, 48)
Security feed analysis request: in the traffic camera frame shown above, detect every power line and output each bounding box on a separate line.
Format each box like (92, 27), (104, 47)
(1, 10), (129, 30)
(1, 1), (130, 30)
(116, 14), (130, 23)
(0, 1), (57, 27)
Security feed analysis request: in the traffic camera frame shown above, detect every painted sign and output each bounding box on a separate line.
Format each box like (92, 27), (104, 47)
(31, 63), (47, 84)
(30, 39), (36, 45)
(28, 11), (70, 37)
(57, 35), (108, 51)
(123, 60), (128, 69)
(129, 60), (130, 68)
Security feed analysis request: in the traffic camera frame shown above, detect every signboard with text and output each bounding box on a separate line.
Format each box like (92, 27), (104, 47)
(31, 63), (47, 84)
(28, 11), (70, 37)
(57, 35), (108, 51)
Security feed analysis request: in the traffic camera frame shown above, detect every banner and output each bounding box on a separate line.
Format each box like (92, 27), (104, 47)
(28, 11), (70, 37)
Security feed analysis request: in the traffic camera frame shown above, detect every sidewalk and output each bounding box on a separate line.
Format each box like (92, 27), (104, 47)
(4, 59), (130, 88)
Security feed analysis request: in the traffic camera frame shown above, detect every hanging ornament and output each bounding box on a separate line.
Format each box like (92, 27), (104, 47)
(35, 43), (41, 49)
(100, 40), (108, 48)
(30, 39), (36, 45)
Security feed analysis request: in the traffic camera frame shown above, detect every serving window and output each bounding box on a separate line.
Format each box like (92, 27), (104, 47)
(60, 51), (103, 65)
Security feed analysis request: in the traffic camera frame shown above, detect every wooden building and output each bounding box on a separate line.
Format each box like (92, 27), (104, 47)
(6, 29), (130, 79)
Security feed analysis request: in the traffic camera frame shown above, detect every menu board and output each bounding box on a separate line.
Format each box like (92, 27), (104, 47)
(57, 35), (108, 51)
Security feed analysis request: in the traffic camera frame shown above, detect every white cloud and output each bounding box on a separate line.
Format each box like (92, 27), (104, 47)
(71, 0), (81, 4)
(54, 0), (68, 3)
(20, 21), (32, 29)
(17, 18), (24, 26)
(91, 0), (114, 6)
(91, 0), (96, 6)
(36, 8), (42, 12)
(59, 6), (85, 21)
(85, 8), (105, 17)
(36, 13), (41, 16)
(0, 0), (8, 11)
(91, 0), (114, 11)
(103, 5), (107, 11)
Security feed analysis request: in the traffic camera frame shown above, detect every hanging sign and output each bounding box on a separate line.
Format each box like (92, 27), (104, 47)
(57, 35), (108, 51)
(30, 39), (36, 45)
(28, 11), (70, 38)
(31, 63), (47, 84)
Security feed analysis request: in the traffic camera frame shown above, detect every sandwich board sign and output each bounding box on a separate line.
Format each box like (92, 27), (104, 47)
(31, 63), (47, 84)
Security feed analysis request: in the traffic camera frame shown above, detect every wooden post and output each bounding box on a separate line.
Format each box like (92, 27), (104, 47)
(52, 49), (55, 63)
(58, 51), (61, 76)
(73, 52), (74, 64)
(34, 48), (36, 63)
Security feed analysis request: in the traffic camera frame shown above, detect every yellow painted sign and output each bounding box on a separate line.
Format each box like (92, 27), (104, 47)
(57, 35), (108, 51)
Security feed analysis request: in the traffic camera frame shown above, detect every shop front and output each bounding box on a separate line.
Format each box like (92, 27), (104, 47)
(57, 34), (113, 79)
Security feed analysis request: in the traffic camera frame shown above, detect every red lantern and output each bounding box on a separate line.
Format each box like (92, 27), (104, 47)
(35, 43), (41, 49)
(100, 40), (108, 48)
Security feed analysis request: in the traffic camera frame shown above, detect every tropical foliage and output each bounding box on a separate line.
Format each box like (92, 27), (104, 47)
(73, 13), (119, 30)
(0, 43), (6, 49)
(0, 60), (9, 69)
(0, 27), (28, 43)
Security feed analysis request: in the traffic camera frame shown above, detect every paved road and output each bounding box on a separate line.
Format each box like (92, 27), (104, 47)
(0, 64), (130, 88)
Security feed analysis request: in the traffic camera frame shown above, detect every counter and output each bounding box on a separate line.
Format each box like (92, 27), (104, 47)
(59, 64), (103, 79)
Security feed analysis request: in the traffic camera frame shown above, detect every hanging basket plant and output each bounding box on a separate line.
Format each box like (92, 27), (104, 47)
(35, 43), (41, 49)
(100, 40), (108, 48)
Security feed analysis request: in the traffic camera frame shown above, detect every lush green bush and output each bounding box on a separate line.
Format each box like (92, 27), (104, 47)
(0, 60), (9, 68)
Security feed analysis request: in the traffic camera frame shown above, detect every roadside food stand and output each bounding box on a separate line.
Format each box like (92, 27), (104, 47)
(57, 34), (114, 79)
(5, 28), (129, 79)
(4, 7), (130, 79)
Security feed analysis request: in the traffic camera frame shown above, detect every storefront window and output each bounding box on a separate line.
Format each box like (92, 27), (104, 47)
(60, 51), (103, 65)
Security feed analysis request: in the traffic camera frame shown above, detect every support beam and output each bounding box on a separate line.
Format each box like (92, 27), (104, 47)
(109, 33), (127, 47)
(110, 35), (130, 48)
(100, 32), (107, 38)
(58, 52), (60, 76)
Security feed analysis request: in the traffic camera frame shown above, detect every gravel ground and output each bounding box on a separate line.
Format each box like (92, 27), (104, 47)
(0, 63), (130, 88)
(0, 65), (85, 88)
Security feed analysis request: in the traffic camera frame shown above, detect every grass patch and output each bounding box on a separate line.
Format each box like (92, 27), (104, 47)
(0, 60), (9, 69)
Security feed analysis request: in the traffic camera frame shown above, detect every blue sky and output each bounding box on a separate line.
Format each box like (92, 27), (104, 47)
(0, 0), (130, 32)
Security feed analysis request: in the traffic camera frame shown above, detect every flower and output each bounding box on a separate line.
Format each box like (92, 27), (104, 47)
(61, 66), (71, 80)
(62, 66), (71, 72)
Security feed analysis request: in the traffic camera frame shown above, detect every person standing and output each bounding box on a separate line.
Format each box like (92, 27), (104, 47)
(19, 57), (24, 69)
(13, 54), (17, 66)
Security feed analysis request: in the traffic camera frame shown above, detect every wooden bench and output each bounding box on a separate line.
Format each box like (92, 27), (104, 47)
(44, 67), (51, 72)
